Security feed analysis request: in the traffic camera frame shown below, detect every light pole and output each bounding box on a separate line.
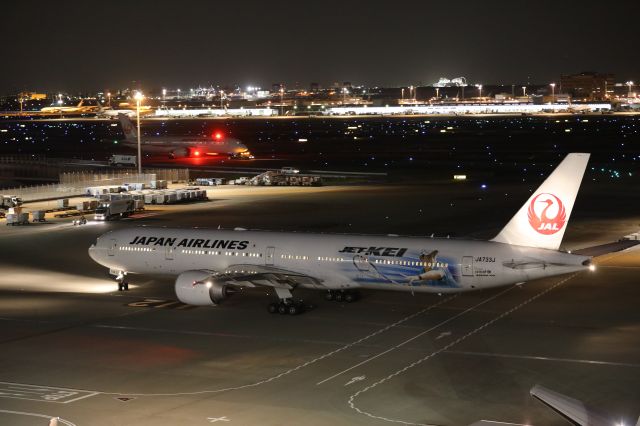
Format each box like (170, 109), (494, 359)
(279, 87), (284, 115)
(522, 86), (527, 96)
(550, 83), (555, 103)
(627, 81), (634, 98)
(220, 90), (225, 109)
(410, 85), (414, 103)
(435, 87), (439, 100)
(134, 91), (143, 174)
(401, 88), (404, 102)
(477, 84), (483, 100)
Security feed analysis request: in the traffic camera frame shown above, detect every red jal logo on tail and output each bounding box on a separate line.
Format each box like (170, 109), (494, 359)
(527, 193), (566, 235)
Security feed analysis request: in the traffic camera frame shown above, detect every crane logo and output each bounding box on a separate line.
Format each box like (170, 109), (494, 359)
(528, 193), (566, 235)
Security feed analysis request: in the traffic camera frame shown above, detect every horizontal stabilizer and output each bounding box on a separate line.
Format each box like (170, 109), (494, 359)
(531, 385), (611, 426)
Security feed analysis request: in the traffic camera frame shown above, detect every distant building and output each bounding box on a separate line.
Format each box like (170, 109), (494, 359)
(310, 82), (319, 93)
(560, 72), (614, 101)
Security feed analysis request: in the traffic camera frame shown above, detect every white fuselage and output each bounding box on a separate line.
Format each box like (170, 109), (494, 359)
(121, 137), (249, 157)
(89, 228), (590, 293)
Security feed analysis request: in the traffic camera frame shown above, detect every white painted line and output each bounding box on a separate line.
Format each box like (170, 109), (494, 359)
(445, 350), (640, 368)
(317, 287), (513, 386)
(344, 376), (366, 386)
(0, 409), (76, 426)
(62, 391), (101, 404)
(97, 295), (458, 397)
(435, 331), (451, 340)
(0, 381), (100, 404)
(347, 273), (579, 426)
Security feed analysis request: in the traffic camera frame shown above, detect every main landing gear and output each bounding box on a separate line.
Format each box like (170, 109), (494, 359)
(325, 289), (360, 303)
(267, 299), (306, 315)
(267, 287), (306, 315)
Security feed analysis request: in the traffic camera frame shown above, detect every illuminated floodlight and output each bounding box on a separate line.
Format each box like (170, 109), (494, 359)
(134, 91), (144, 101)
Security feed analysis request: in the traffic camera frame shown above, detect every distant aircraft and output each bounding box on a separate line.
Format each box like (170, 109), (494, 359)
(89, 153), (596, 315)
(41, 99), (101, 114)
(117, 113), (251, 159)
(531, 385), (638, 426)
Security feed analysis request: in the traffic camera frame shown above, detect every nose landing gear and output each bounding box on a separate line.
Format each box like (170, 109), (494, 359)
(114, 271), (129, 291)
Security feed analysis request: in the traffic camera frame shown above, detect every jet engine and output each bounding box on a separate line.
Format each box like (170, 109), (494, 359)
(174, 270), (231, 305)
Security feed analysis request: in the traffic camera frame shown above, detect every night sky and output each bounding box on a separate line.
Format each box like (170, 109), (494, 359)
(1, 0), (639, 94)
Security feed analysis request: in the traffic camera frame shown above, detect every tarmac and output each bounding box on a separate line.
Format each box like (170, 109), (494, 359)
(0, 180), (638, 425)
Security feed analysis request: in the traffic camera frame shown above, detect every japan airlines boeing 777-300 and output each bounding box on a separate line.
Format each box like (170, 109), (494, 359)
(117, 113), (252, 159)
(89, 153), (592, 315)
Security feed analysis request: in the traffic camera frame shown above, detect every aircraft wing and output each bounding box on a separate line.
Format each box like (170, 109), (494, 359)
(530, 385), (612, 426)
(211, 264), (324, 290)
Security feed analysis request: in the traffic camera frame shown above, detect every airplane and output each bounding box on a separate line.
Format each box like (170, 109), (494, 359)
(116, 113), (252, 159)
(40, 99), (101, 114)
(89, 153), (593, 315)
(531, 385), (638, 426)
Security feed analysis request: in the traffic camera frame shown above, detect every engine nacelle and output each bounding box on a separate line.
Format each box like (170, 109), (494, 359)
(174, 270), (230, 306)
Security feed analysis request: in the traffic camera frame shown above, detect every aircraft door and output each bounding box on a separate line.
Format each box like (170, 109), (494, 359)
(265, 246), (275, 266)
(108, 239), (117, 256)
(165, 246), (174, 260)
(462, 256), (474, 276)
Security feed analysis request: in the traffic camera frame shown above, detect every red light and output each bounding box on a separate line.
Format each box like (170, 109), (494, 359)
(194, 150), (200, 156)
(213, 132), (222, 140)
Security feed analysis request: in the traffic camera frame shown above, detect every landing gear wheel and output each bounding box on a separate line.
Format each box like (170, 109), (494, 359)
(278, 303), (288, 315)
(117, 281), (124, 292)
(325, 291), (335, 301)
(344, 292), (355, 303)
(123, 282), (129, 291)
(334, 292), (344, 302)
(287, 304), (299, 315)
(267, 302), (279, 314)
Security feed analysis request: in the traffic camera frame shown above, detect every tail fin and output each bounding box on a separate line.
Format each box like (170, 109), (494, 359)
(118, 113), (137, 141)
(491, 153), (590, 250)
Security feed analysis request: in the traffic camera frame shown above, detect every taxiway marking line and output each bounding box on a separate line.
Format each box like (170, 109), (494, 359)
(444, 350), (640, 368)
(61, 391), (101, 404)
(0, 410), (76, 426)
(347, 273), (579, 426)
(316, 286), (514, 386)
(0, 381), (101, 404)
(94, 295), (458, 397)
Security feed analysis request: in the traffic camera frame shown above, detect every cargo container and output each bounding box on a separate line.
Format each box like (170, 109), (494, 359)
(109, 155), (137, 167)
(32, 210), (46, 222)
